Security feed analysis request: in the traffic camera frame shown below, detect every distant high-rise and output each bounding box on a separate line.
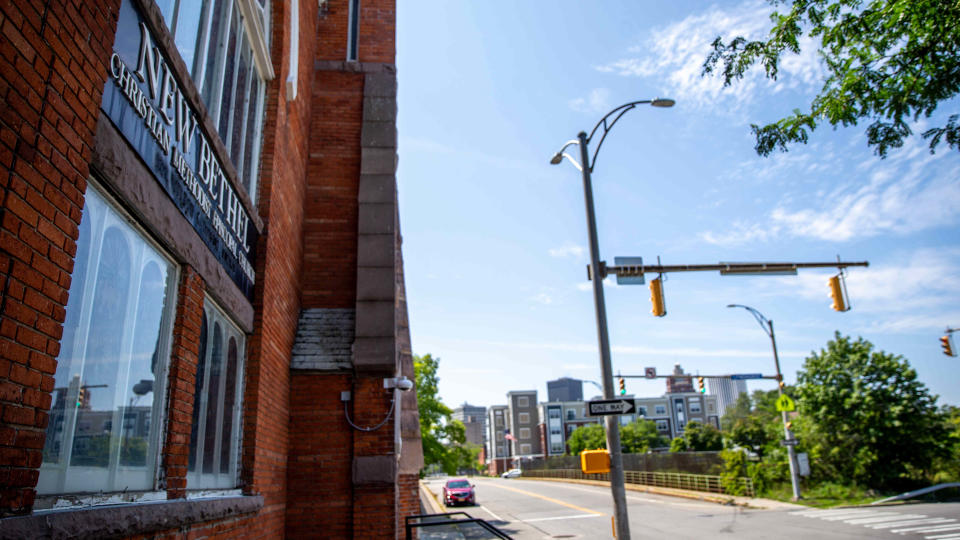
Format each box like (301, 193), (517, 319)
(547, 377), (583, 402)
(452, 403), (487, 447)
(708, 378), (748, 418)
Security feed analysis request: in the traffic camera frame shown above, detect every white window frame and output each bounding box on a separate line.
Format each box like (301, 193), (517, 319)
(519, 428), (530, 439)
(520, 443), (532, 455)
(518, 412), (530, 424)
(517, 396), (529, 407)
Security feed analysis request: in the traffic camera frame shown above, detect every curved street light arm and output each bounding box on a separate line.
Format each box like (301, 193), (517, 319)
(727, 303), (772, 338)
(584, 100), (653, 172)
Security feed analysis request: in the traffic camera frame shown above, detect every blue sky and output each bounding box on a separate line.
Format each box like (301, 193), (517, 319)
(395, 1), (960, 411)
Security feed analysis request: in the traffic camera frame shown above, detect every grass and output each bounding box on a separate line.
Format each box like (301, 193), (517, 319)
(762, 482), (885, 508)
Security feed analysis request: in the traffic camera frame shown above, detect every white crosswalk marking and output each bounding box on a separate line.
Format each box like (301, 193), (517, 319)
(892, 524), (960, 534)
(847, 514), (927, 525)
(793, 507), (958, 537)
(872, 519), (956, 530)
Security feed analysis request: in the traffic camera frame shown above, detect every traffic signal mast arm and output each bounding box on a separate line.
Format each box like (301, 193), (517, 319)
(597, 260), (870, 279)
(616, 374), (781, 380)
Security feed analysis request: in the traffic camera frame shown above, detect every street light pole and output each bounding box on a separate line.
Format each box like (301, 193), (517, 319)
(728, 304), (802, 500)
(576, 130), (631, 540)
(552, 98), (674, 540)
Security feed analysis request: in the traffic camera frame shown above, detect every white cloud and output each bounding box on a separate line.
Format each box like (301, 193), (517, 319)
(568, 88), (612, 113)
(596, 0), (824, 111)
(549, 243), (585, 258)
(577, 277), (615, 291)
(700, 136), (960, 245)
(531, 292), (554, 305)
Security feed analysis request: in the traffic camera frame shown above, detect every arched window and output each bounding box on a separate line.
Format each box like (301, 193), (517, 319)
(39, 184), (177, 495)
(188, 299), (245, 489)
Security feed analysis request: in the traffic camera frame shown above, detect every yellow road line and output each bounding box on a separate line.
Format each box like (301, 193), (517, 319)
(483, 482), (605, 516)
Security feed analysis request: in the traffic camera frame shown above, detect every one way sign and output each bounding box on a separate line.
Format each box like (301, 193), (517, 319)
(588, 399), (637, 416)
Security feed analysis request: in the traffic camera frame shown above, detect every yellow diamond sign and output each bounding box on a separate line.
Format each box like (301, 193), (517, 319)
(775, 394), (796, 412)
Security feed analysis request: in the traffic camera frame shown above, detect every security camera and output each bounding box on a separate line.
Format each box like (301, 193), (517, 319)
(384, 376), (414, 392)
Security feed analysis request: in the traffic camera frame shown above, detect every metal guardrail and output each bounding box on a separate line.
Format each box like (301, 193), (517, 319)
(523, 469), (755, 498)
(405, 512), (513, 539)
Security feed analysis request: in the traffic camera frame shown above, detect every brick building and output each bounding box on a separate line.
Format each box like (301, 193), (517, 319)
(0, 0), (420, 538)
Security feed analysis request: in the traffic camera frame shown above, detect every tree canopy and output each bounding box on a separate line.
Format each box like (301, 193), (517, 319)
(567, 424), (606, 455)
(796, 333), (949, 490)
(669, 421), (724, 452)
(702, 0), (960, 158)
(567, 419), (668, 455)
(414, 354), (469, 475)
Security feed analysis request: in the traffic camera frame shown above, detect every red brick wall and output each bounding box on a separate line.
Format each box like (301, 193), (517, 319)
(162, 266), (204, 498)
(0, 0), (120, 515)
(287, 374), (352, 538)
(397, 473), (420, 537)
(359, 0), (396, 63)
(236, 0), (317, 534)
(302, 70), (363, 309)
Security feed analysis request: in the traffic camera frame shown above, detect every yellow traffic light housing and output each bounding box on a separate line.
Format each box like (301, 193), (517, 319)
(941, 334), (956, 357)
(618, 378), (626, 395)
(696, 376), (705, 394)
(649, 277), (666, 317)
(828, 275), (848, 312)
(581, 449), (610, 474)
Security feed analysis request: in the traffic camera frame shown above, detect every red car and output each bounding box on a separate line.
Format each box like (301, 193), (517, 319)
(442, 478), (476, 506)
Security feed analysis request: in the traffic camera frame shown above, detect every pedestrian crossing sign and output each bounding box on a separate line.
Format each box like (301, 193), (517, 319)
(776, 394), (796, 412)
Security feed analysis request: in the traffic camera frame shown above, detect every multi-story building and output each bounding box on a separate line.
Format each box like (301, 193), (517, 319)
(0, 1), (420, 538)
(539, 400), (598, 457)
(547, 377), (583, 402)
(452, 403), (486, 447)
(624, 393), (720, 440)
(709, 377), (748, 418)
(486, 405), (510, 475)
(507, 390), (541, 460)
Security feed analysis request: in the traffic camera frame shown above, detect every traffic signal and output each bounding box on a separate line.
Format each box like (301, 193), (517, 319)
(76, 387), (86, 408)
(828, 275), (848, 312)
(618, 378), (626, 395)
(696, 376), (705, 394)
(941, 334), (956, 357)
(649, 277), (666, 317)
(784, 421), (793, 431)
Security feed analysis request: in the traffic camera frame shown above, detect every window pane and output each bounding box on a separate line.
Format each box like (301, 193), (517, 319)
(201, 0), (231, 111)
(157, 0), (177, 29)
(242, 79), (262, 196)
(230, 39), (251, 162)
(220, 337), (239, 474)
(203, 323), (223, 474)
(38, 186), (176, 495)
(217, 13), (240, 144)
(174, 0), (206, 76)
(188, 311), (208, 473)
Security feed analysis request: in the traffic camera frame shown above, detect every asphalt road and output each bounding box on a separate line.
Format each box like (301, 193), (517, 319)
(423, 476), (960, 539)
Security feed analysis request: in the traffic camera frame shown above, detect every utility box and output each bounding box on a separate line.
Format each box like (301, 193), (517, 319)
(580, 449), (610, 474)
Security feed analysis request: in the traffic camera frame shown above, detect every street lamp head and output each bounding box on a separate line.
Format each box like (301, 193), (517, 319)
(549, 152), (564, 165)
(651, 98), (675, 108)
